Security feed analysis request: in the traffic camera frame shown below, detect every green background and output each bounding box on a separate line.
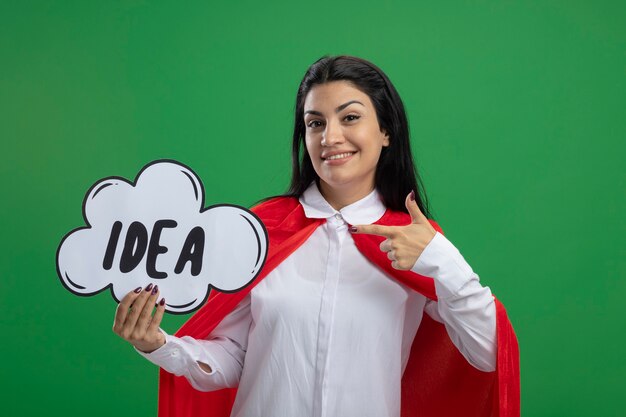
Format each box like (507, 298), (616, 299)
(1, 1), (624, 415)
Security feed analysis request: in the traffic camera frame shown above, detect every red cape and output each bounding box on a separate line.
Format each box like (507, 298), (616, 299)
(157, 197), (520, 417)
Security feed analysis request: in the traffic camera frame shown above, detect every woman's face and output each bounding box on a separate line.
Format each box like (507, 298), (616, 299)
(303, 81), (389, 198)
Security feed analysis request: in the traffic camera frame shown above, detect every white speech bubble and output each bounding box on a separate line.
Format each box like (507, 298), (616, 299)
(56, 160), (268, 314)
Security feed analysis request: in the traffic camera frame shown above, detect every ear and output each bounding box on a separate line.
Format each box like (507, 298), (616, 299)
(382, 130), (390, 147)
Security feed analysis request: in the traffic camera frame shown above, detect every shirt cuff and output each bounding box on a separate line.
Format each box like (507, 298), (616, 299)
(134, 329), (217, 376)
(410, 231), (476, 300)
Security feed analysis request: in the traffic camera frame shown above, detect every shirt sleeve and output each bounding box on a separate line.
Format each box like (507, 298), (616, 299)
(411, 232), (497, 372)
(135, 294), (252, 391)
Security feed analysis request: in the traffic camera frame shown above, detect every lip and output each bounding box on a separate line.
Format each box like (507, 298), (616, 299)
(322, 151), (356, 165)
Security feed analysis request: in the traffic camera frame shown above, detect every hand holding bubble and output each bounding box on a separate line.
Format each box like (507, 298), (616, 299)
(112, 284), (166, 353)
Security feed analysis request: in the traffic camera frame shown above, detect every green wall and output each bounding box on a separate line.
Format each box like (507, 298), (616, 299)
(1, 1), (624, 415)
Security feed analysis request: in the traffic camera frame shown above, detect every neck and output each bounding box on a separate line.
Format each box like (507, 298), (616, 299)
(318, 180), (375, 211)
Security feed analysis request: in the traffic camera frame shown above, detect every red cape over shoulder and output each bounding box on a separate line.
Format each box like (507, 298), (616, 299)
(157, 197), (520, 417)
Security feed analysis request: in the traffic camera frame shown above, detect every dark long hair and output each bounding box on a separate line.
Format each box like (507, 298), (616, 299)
(275, 55), (433, 219)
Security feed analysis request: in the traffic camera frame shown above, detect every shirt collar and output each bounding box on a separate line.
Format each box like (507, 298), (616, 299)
(299, 181), (386, 225)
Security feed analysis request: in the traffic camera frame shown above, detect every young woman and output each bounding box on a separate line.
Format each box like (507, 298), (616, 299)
(113, 55), (519, 417)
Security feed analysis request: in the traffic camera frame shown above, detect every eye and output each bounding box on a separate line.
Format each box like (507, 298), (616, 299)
(344, 114), (361, 122)
(306, 120), (324, 128)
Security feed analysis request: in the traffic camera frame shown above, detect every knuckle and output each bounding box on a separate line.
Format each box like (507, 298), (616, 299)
(121, 294), (134, 306)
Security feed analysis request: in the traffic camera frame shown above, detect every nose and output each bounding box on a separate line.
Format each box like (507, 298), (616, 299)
(321, 119), (344, 146)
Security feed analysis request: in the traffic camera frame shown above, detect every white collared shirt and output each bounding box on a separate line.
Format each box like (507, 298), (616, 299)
(137, 182), (497, 417)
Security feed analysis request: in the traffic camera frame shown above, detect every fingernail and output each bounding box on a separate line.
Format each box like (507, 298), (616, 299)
(133, 287), (142, 293)
(349, 226), (357, 233)
(410, 190), (415, 201)
(151, 285), (159, 295)
(159, 298), (165, 306)
(145, 283), (153, 292)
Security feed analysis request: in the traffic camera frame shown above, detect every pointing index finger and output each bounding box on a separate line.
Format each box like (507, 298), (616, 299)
(350, 224), (396, 238)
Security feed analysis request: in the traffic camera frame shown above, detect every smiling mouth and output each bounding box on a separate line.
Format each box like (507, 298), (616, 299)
(323, 152), (356, 161)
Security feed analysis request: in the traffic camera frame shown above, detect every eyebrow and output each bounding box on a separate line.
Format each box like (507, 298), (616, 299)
(304, 100), (365, 116)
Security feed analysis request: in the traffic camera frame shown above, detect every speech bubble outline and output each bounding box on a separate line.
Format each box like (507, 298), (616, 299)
(56, 159), (268, 314)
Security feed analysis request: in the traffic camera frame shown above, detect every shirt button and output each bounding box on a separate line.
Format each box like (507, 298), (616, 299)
(171, 350), (179, 357)
(334, 213), (342, 220)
